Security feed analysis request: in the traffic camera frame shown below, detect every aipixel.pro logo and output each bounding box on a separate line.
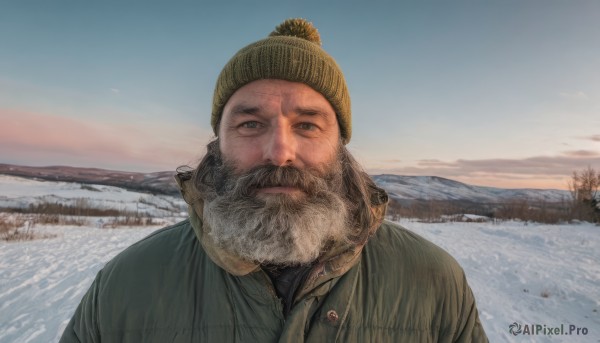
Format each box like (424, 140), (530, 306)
(509, 322), (589, 336)
(509, 322), (522, 336)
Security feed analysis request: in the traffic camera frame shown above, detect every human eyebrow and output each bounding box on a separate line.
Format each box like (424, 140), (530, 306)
(295, 107), (334, 121)
(229, 104), (261, 116)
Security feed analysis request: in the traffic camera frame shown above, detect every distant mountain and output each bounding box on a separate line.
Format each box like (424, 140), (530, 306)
(0, 164), (570, 203)
(373, 175), (570, 203)
(0, 164), (179, 196)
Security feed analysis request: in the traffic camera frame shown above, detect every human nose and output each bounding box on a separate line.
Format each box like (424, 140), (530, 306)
(263, 124), (296, 166)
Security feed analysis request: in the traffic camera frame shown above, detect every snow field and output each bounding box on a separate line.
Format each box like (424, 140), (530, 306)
(0, 225), (163, 343)
(401, 219), (599, 343)
(0, 220), (598, 342)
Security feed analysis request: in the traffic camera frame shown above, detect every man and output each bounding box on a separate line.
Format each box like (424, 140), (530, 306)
(60, 18), (488, 342)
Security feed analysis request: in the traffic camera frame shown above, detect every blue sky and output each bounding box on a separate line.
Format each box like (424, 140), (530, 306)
(1, 1), (599, 189)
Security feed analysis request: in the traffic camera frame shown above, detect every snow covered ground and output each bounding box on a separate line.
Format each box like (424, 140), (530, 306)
(0, 225), (163, 343)
(402, 219), (599, 343)
(0, 220), (598, 342)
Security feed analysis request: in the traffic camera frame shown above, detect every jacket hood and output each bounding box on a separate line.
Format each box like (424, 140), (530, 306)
(174, 169), (388, 288)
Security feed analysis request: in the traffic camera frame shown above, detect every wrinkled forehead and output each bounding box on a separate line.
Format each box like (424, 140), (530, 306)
(221, 79), (338, 123)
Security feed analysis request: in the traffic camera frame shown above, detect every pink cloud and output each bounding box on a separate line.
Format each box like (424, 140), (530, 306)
(0, 108), (211, 171)
(368, 154), (600, 190)
(588, 135), (600, 142)
(562, 150), (600, 157)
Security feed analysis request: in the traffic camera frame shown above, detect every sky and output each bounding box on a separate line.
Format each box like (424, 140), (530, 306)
(1, 1), (599, 190)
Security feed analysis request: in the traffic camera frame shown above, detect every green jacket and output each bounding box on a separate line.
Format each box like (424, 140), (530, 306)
(60, 177), (488, 342)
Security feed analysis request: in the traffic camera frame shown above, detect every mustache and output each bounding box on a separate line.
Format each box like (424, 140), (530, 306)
(216, 164), (334, 198)
(189, 138), (385, 246)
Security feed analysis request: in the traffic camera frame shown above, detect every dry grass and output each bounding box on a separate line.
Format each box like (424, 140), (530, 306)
(0, 214), (57, 242)
(1, 211), (158, 241)
(386, 197), (577, 225)
(1, 199), (164, 242)
(104, 216), (154, 228)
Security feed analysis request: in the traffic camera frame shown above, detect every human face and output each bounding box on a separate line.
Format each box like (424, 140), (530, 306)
(219, 79), (340, 196)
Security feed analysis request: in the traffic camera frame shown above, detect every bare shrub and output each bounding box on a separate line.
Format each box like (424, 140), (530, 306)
(387, 198), (494, 223)
(0, 215), (26, 240)
(495, 199), (529, 221)
(387, 197), (572, 224)
(105, 215), (154, 228)
(0, 214), (56, 242)
(2, 199), (139, 218)
(569, 166), (600, 223)
(27, 201), (125, 217)
(35, 214), (87, 226)
(2, 230), (36, 241)
(493, 198), (571, 224)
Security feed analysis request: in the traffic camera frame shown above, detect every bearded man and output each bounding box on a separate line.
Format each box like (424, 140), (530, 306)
(60, 19), (488, 342)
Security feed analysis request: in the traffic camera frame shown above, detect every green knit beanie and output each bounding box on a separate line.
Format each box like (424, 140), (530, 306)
(211, 18), (352, 144)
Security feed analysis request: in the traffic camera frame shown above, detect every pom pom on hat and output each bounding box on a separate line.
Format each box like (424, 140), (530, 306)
(269, 18), (322, 46)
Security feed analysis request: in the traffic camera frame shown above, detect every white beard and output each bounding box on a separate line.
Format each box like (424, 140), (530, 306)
(194, 140), (351, 265)
(203, 190), (349, 265)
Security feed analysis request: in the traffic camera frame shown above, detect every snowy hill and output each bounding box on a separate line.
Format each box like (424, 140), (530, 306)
(373, 174), (570, 203)
(1, 163), (571, 204)
(0, 175), (186, 218)
(0, 163), (180, 196)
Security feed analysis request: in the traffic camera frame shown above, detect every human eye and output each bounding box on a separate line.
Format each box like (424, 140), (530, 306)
(235, 120), (265, 136)
(240, 121), (261, 129)
(297, 122), (317, 131)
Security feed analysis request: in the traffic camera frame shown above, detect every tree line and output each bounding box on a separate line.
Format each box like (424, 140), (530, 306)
(387, 166), (600, 224)
(568, 166), (600, 223)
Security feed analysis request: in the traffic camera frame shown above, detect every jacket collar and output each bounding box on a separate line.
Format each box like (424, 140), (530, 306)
(174, 170), (388, 287)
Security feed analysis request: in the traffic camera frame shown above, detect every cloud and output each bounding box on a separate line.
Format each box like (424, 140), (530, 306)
(562, 150), (600, 157)
(0, 108), (212, 172)
(367, 154), (600, 190)
(559, 91), (589, 100)
(416, 159), (457, 168)
(587, 135), (600, 142)
(110, 88), (120, 94)
(380, 158), (403, 163)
